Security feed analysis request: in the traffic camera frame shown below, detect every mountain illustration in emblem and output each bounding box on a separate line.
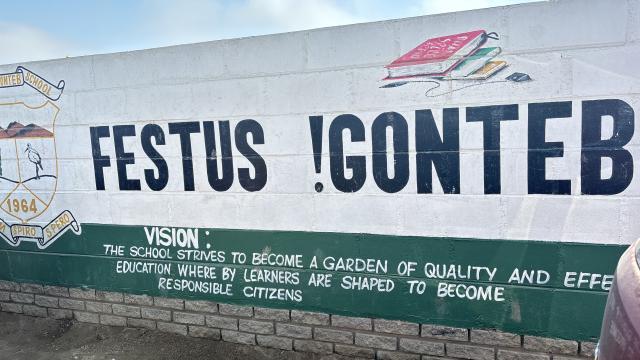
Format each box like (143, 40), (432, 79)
(0, 122), (53, 139)
(0, 121), (56, 185)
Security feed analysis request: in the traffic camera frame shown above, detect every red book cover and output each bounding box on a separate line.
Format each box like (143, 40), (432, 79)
(385, 30), (487, 78)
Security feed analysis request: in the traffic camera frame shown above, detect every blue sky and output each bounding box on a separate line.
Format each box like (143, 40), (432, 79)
(0, 0), (540, 65)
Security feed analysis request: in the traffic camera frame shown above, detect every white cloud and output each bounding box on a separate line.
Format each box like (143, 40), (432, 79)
(419, 0), (493, 14)
(237, 0), (363, 31)
(418, 0), (541, 15)
(0, 22), (72, 65)
(141, 0), (363, 47)
(141, 0), (223, 45)
(139, 0), (544, 49)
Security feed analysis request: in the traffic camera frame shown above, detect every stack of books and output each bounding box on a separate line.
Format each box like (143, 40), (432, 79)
(384, 30), (507, 81)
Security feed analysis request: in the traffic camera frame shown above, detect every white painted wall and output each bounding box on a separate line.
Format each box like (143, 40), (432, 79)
(0, 0), (638, 244)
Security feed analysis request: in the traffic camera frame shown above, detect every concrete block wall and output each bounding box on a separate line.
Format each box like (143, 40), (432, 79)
(0, 281), (595, 360)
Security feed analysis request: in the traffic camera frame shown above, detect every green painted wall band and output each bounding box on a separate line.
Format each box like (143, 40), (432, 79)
(0, 223), (627, 341)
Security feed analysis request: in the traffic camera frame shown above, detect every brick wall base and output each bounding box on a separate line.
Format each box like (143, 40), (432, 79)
(0, 281), (595, 360)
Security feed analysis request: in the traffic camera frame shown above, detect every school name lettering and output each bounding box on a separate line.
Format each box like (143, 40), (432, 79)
(91, 120), (267, 192)
(90, 99), (634, 195)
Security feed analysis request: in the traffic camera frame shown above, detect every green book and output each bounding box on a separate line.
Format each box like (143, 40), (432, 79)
(446, 47), (501, 79)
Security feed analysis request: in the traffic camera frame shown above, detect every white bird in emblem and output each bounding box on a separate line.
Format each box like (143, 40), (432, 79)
(25, 143), (43, 179)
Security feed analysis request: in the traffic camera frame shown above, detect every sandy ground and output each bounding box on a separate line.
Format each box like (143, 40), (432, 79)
(0, 312), (352, 360)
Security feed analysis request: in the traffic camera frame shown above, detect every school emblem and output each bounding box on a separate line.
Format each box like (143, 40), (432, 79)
(0, 66), (80, 249)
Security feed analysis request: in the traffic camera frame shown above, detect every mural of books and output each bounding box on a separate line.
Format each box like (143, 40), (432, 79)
(383, 29), (509, 82)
